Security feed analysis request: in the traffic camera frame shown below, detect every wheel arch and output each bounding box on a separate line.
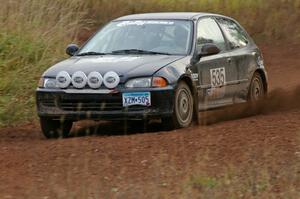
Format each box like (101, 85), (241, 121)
(177, 75), (195, 94)
(254, 69), (268, 93)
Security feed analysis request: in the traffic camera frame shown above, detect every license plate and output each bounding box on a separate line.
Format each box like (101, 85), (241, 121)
(122, 92), (151, 107)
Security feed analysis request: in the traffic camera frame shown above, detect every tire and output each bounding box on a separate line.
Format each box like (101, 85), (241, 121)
(248, 72), (265, 101)
(40, 117), (73, 139)
(162, 81), (194, 130)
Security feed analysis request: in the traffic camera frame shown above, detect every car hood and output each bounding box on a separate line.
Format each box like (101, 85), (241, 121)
(43, 55), (185, 82)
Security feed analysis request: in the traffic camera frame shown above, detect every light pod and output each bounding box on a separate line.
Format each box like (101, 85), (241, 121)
(87, 71), (103, 89)
(72, 71), (87, 89)
(103, 71), (120, 89)
(56, 71), (71, 88)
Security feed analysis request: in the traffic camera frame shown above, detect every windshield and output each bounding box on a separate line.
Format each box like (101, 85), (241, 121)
(78, 20), (193, 55)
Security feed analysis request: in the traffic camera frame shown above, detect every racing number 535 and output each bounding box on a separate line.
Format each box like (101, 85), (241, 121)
(210, 67), (226, 87)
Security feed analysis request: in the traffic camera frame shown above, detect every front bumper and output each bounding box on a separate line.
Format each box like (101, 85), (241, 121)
(36, 87), (174, 121)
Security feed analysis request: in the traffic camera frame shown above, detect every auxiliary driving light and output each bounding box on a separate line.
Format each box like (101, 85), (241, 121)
(56, 71), (71, 88)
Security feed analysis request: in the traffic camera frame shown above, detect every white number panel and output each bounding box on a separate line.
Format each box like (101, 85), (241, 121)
(210, 67), (226, 88)
(207, 67), (226, 99)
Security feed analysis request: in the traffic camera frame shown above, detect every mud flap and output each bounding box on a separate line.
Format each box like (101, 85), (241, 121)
(192, 87), (200, 125)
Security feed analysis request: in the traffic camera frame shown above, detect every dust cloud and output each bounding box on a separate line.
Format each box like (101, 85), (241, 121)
(200, 86), (300, 125)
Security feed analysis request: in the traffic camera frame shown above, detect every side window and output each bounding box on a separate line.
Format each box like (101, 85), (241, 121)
(217, 18), (249, 49)
(197, 18), (226, 52)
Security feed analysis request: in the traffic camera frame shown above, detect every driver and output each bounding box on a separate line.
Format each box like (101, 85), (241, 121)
(173, 26), (189, 54)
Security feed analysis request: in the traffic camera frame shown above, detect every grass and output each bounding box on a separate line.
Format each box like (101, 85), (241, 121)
(184, 164), (300, 199)
(0, 0), (88, 126)
(189, 175), (219, 189)
(1, 0), (300, 126)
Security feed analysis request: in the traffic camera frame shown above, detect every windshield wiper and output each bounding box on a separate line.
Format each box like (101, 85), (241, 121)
(76, 52), (108, 56)
(111, 49), (171, 55)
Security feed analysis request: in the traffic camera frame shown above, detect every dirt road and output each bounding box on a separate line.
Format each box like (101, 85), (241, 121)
(0, 43), (299, 198)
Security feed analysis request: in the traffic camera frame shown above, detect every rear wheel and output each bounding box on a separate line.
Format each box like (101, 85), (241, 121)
(162, 81), (194, 130)
(248, 72), (265, 101)
(40, 117), (73, 139)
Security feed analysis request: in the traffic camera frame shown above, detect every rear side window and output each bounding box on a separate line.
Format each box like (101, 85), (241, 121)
(217, 18), (249, 49)
(197, 18), (226, 52)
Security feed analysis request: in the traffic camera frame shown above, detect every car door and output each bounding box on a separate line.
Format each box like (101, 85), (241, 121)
(216, 17), (257, 102)
(193, 17), (239, 110)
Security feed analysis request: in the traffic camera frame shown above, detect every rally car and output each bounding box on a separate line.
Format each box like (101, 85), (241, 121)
(36, 12), (268, 138)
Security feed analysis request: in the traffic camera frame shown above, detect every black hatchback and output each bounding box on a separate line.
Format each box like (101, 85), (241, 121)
(36, 12), (268, 138)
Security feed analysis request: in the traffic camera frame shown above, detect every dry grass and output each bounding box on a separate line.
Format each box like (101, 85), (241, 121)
(0, 0), (88, 126)
(183, 164), (299, 198)
(82, 0), (300, 42)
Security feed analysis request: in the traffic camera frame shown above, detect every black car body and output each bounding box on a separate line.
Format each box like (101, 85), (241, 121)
(36, 12), (268, 138)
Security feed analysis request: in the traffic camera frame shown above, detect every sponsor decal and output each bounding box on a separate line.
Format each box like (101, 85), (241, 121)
(117, 20), (174, 27)
(87, 71), (103, 89)
(106, 76), (116, 84)
(56, 71), (71, 88)
(191, 73), (199, 81)
(90, 77), (99, 84)
(72, 71), (87, 89)
(74, 76), (83, 84)
(103, 71), (120, 89)
(58, 76), (66, 83)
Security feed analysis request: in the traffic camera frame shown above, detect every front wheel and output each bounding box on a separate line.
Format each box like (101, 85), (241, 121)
(162, 81), (194, 130)
(40, 117), (73, 139)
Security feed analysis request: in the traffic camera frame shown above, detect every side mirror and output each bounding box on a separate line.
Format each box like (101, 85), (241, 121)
(66, 44), (79, 56)
(200, 43), (221, 57)
(191, 44), (221, 65)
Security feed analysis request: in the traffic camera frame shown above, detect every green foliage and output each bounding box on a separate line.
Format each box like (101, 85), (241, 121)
(189, 175), (218, 189)
(186, 170), (280, 198)
(0, 33), (52, 126)
(0, 0), (87, 126)
(185, 160), (299, 198)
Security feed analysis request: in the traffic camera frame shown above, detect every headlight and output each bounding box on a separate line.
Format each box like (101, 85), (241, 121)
(125, 77), (168, 88)
(38, 77), (57, 88)
(125, 77), (152, 88)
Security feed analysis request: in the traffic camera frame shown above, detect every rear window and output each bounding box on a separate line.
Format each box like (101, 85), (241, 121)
(217, 18), (249, 49)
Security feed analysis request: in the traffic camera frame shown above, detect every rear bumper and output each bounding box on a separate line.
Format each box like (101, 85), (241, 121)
(36, 87), (174, 121)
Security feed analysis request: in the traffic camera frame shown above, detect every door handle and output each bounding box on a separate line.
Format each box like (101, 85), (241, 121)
(227, 58), (232, 63)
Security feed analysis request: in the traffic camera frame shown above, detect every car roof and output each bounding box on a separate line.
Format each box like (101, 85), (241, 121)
(114, 12), (226, 21)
